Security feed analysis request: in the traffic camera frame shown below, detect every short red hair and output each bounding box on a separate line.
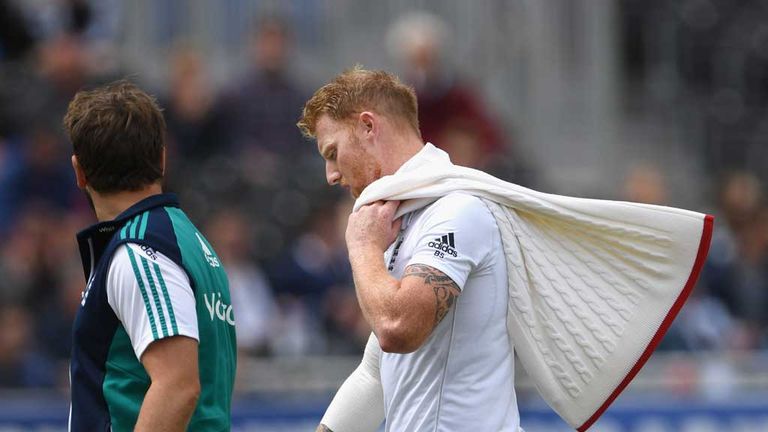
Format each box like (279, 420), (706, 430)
(297, 66), (420, 139)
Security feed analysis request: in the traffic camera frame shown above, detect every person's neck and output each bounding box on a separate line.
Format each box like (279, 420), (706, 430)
(383, 134), (425, 175)
(90, 184), (163, 222)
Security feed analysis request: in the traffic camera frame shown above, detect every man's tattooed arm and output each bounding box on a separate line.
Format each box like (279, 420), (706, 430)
(316, 424), (334, 432)
(402, 264), (461, 325)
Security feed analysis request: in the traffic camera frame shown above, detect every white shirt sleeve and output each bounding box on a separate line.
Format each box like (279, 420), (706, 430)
(406, 193), (496, 290)
(107, 243), (199, 360)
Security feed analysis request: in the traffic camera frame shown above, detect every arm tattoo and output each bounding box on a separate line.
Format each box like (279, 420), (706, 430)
(403, 264), (461, 325)
(316, 425), (334, 432)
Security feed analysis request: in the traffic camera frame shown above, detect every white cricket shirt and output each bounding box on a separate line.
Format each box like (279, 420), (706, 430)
(381, 191), (519, 431)
(107, 243), (199, 359)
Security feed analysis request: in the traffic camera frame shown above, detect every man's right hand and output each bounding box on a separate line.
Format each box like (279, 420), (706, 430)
(346, 200), (401, 255)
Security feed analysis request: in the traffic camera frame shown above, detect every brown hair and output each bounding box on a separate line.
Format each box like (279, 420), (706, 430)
(63, 80), (166, 194)
(297, 66), (420, 139)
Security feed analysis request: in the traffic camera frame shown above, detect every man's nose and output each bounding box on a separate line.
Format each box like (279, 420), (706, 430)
(326, 163), (340, 186)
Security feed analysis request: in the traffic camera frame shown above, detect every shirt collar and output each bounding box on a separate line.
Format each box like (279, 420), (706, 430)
(77, 193), (179, 240)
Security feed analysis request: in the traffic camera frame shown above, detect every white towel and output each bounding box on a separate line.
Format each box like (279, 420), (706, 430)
(354, 144), (713, 430)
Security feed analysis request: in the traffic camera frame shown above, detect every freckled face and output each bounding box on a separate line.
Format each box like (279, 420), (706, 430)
(315, 115), (381, 198)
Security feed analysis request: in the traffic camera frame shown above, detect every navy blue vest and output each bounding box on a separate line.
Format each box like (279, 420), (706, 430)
(69, 194), (187, 431)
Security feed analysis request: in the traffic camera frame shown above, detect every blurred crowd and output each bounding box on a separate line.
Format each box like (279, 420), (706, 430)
(0, 0), (766, 394)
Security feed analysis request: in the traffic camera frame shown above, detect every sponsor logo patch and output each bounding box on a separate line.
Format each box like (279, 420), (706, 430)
(196, 232), (220, 267)
(204, 292), (235, 325)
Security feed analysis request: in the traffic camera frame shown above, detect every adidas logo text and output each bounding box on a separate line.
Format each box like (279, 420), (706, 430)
(428, 233), (457, 258)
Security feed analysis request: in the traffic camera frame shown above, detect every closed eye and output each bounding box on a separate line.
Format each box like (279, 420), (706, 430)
(322, 147), (336, 161)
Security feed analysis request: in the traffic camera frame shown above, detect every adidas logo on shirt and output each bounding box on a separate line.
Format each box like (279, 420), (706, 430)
(428, 233), (458, 258)
(141, 245), (158, 260)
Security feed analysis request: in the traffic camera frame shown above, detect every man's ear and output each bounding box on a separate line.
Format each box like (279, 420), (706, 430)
(358, 111), (376, 138)
(71, 155), (87, 189)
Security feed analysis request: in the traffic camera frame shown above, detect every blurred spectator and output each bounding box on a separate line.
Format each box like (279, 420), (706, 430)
(321, 286), (369, 354)
(0, 224), (36, 305)
(718, 171), (763, 234)
(321, 198), (369, 354)
(387, 11), (508, 169)
(211, 15), (329, 270)
(667, 295), (737, 351)
(698, 172), (768, 348)
(0, 32), (113, 142)
(436, 123), (489, 170)
(5, 125), (80, 213)
(36, 261), (85, 364)
(622, 163), (669, 204)
(0, 304), (55, 388)
(32, 210), (90, 371)
(36, 33), (96, 114)
(221, 15), (308, 164)
(163, 47), (228, 167)
(0, 202), (86, 319)
(0, 205), (59, 307)
(206, 207), (277, 356)
(267, 197), (359, 355)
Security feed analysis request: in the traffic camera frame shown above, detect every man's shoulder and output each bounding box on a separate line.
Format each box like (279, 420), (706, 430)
(106, 242), (179, 287)
(425, 192), (492, 221)
(110, 242), (162, 265)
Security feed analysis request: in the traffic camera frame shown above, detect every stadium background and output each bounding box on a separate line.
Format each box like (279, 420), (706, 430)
(1, 0), (768, 430)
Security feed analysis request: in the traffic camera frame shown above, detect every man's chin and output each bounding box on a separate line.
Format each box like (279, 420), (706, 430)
(344, 185), (360, 198)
